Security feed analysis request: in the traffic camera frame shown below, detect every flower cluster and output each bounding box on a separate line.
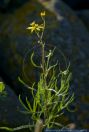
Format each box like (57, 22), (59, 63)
(27, 11), (45, 33)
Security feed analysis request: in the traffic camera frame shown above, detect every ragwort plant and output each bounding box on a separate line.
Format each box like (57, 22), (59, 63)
(0, 11), (74, 132)
(19, 11), (74, 131)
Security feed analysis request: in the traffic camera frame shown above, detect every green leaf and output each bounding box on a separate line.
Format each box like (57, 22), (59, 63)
(18, 77), (36, 91)
(0, 82), (5, 93)
(31, 52), (41, 68)
(19, 95), (30, 112)
(26, 97), (33, 112)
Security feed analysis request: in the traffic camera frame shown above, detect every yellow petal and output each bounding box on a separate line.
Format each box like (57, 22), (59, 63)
(40, 11), (45, 16)
(36, 28), (41, 31)
(26, 27), (32, 30)
(30, 21), (35, 26)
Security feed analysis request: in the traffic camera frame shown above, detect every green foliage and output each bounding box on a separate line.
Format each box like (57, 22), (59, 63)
(0, 82), (5, 93)
(19, 11), (74, 131)
(0, 11), (74, 132)
(0, 82), (7, 99)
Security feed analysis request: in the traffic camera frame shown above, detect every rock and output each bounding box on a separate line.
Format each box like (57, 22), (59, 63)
(76, 10), (89, 30)
(0, 0), (29, 13)
(0, 0), (89, 128)
(0, 0), (10, 9)
(40, 0), (89, 10)
(38, 0), (89, 93)
(0, 85), (29, 129)
(38, 0), (89, 128)
(62, 0), (89, 10)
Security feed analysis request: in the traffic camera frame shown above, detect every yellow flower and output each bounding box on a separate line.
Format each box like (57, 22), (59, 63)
(40, 11), (46, 17)
(27, 21), (44, 33)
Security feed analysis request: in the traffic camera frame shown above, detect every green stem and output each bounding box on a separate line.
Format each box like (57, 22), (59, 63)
(34, 119), (43, 132)
(42, 43), (45, 73)
(36, 15), (48, 126)
(0, 124), (33, 131)
(41, 42), (48, 124)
